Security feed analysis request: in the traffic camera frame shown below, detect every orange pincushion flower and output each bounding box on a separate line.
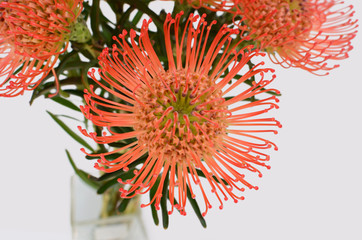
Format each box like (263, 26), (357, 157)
(236, 0), (358, 74)
(79, 12), (281, 216)
(0, 0), (83, 97)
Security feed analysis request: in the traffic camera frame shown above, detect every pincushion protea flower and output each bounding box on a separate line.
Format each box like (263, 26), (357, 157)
(79, 12), (281, 216)
(236, 0), (358, 75)
(0, 0), (83, 97)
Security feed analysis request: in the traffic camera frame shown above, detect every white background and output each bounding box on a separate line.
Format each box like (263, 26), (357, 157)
(1, 1), (362, 239)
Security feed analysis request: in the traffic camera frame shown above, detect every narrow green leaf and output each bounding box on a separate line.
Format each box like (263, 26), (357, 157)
(38, 51), (79, 84)
(56, 51), (79, 74)
(107, 142), (129, 148)
(150, 202), (160, 226)
(30, 77), (82, 105)
(47, 111), (95, 152)
(50, 96), (81, 112)
(97, 157), (145, 181)
(224, 96), (234, 101)
(55, 115), (81, 122)
(100, 22), (113, 44)
(97, 178), (119, 194)
(118, 198), (131, 212)
(110, 126), (134, 134)
(86, 152), (122, 161)
(131, 10), (143, 25)
(187, 185), (207, 228)
(97, 170), (136, 194)
(161, 171), (170, 229)
(85, 155), (100, 160)
(66, 150), (99, 189)
(117, 6), (134, 28)
(63, 89), (85, 98)
(149, 177), (161, 226)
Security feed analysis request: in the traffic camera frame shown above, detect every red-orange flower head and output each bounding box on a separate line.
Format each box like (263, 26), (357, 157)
(0, 0), (83, 97)
(79, 12), (281, 216)
(237, 0), (358, 75)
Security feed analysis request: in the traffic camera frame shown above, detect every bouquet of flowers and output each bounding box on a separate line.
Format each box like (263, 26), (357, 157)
(0, 0), (358, 235)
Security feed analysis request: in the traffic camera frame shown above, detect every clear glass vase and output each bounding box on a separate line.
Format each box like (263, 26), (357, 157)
(71, 176), (148, 240)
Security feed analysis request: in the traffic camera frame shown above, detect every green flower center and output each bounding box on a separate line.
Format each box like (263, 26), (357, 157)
(134, 69), (228, 160)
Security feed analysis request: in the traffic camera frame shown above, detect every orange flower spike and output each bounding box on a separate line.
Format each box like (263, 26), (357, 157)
(0, 0), (83, 97)
(237, 0), (358, 75)
(80, 12), (281, 216)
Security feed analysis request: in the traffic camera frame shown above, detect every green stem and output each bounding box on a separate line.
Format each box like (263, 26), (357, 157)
(122, 0), (164, 31)
(90, 0), (102, 41)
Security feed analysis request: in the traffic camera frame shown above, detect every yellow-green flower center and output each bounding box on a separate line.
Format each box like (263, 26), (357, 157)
(134, 69), (228, 161)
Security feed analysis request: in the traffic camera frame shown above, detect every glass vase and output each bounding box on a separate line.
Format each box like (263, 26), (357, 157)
(71, 176), (148, 240)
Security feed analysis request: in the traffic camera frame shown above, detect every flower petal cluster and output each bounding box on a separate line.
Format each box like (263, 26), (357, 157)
(80, 12), (281, 216)
(236, 0), (358, 74)
(0, 0), (83, 97)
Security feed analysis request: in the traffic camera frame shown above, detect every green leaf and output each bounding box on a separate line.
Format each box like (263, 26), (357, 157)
(118, 198), (131, 212)
(50, 96), (81, 112)
(37, 51), (79, 84)
(97, 170), (136, 194)
(100, 22), (113, 44)
(110, 126), (134, 134)
(131, 10), (143, 26)
(55, 114), (82, 122)
(30, 77), (82, 105)
(97, 178), (118, 194)
(187, 185), (207, 228)
(63, 89), (85, 98)
(47, 111), (95, 152)
(86, 152), (122, 161)
(107, 142), (129, 148)
(161, 171), (170, 229)
(224, 96), (234, 101)
(57, 51), (80, 73)
(97, 157), (146, 181)
(66, 150), (99, 189)
(149, 177), (161, 226)
(117, 6), (134, 29)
